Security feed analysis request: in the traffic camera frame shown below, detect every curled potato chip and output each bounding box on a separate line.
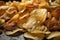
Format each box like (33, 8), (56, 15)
(18, 13), (30, 24)
(23, 17), (37, 32)
(47, 32), (60, 39)
(5, 28), (24, 36)
(0, 9), (17, 21)
(49, 0), (60, 8)
(0, 6), (9, 16)
(16, 2), (26, 13)
(24, 32), (36, 39)
(30, 9), (47, 23)
(0, 13), (7, 18)
(24, 32), (45, 40)
(6, 6), (17, 14)
(7, 14), (19, 23)
(31, 30), (50, 35)
(3, 14), (20, 30)
(6, 1), (26, 13)
(0, 6), (9, 10)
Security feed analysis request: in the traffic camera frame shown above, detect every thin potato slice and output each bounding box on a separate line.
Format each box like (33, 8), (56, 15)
(5, 28), (24, 36)
(30, 9), (47, 24)
(24, 32), (45, 40)
(47, 32), (60, 39)
(7, 14), (19, 23)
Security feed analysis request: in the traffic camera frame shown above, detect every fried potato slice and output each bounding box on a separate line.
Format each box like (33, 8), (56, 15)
(24, 32), (45, 40)
(47, 32), (60, 39)
(5, 28), (24, 36)
(30, 9), (47, 24)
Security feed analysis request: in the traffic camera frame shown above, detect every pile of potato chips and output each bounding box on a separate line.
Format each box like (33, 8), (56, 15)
(0, 0), (60, 40)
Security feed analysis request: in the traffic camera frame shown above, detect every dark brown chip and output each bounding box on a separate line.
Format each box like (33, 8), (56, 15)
(46, 20), (60, 31)
(4, 22), (17, 31)
(0, 1), (5, 6)
(53, 8), (60, 19)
